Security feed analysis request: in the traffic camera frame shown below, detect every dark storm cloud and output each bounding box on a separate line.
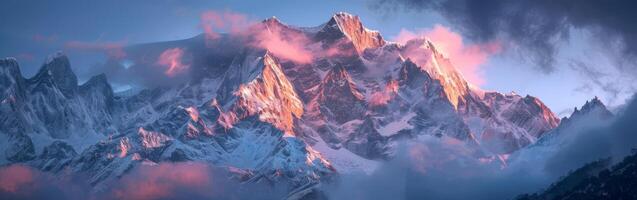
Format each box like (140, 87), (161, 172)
(373, 0), (637, 73)
(568, 60), (623, 103)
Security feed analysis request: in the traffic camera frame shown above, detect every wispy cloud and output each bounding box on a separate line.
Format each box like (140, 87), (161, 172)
(394, 24), (501, 86)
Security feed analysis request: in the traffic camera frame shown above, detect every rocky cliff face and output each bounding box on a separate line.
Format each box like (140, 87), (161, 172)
(0, 12), (562, 197)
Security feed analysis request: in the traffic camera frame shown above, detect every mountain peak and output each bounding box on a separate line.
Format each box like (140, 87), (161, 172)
(331, 12), (357, 20)
(44, 51), (67, 64)
(401, 37), (447, 58)
(229, 51), (304, 136)
(81, 73), (111, 90)
(557, 97), (614, 130)
(32, 52), (78, 97)
(0, 57), (19, 69)
(576, 96), (612, 118)
(583, 96), (604, 108)
(0, 57), (23, 80)
(262, 16), (285, 28)
(317, 12), (386, 54)
(0, 57), (26, 100)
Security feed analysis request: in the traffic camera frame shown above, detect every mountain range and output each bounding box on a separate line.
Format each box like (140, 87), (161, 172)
(0, 12), (607, 198)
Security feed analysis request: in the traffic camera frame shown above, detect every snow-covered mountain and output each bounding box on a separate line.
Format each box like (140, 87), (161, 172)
(0, 12), (562, 197)
(506, 96), (614, 171)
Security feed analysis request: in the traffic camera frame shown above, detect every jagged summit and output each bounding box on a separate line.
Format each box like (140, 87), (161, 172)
(44, 51), (67, 64)
(0, 57), (20, 69)
(262, 16), (287, 29)
(216, 51), (304, 136)
(0, 57), (23, 81)
(316, 12), (386, 54)
(532, 97), (613, 147)
(579, 96), (607, 111)
(0, 57), (26, 101)
(30, 52), (78, 97)
(570, 96), (613, 120)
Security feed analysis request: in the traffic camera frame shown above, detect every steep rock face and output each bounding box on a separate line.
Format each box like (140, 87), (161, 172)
(25, 54), (92, 138)
(344, 117), (388, 159)
(79, 74), (116, 133)
(34, 141), (77, 172)
(0, 58), (26, 101)
(0, 58), (28, 136)
(217, 51), (304, 136)
(33, 52), (78, 98)
(393, 59), (472, 140)
(0, 53), (118, 142)
(400, 38), (471, 109)
(0, 53), (121, 173)
(474, 92), (560, 153)
(316, 65), (366, 124)
(4, 133), (36, 162)
(315, 12), (385, 54)
(495, 94), (559, 137)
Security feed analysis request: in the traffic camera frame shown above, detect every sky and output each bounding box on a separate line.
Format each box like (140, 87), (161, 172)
(1, 0), (634, 116)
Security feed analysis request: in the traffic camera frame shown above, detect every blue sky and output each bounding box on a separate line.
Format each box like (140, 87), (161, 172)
(1, 0), (633, 115)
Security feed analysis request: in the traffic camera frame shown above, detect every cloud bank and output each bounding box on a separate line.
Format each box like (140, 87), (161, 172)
(324, 95), (637, 200)
(0, 162), (288, 200)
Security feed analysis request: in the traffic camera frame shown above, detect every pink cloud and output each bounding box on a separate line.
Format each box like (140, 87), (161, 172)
(199, 10), (319, 64)
(112, 163), (212, 200)
(251, 24), (314, 64)
(0, 163), (284, 199)
(0, 164), (90, 199)
(64, 41), (127, 59)
(394, 25), (501, 86)
(0, 165), (34, 193)
(200, 10), (251, 42)
(157, 47), (189, 77)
